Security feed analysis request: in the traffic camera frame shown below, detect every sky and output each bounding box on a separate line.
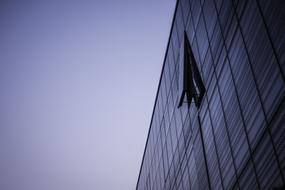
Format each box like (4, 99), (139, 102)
(0, 1), (175, 190)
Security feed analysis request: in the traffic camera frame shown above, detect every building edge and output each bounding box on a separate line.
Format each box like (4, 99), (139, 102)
(135, 1), (180, 189)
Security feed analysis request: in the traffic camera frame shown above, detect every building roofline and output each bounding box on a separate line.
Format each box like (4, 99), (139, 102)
(135, 0), (179, 189)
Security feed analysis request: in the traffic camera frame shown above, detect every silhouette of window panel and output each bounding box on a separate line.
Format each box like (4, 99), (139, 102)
(178, 32), (205, 109)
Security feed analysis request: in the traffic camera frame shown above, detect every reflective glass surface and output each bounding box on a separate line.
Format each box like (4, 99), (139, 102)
(137, 0), (285, 189)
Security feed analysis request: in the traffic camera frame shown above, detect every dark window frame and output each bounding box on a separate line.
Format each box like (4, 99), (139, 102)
(178, 32), (205, 109)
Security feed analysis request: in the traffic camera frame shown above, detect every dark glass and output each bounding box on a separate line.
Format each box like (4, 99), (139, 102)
(136, 0), (285, 189)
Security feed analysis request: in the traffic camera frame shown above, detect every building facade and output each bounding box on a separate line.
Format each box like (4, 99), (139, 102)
(136, 0), (285, 189)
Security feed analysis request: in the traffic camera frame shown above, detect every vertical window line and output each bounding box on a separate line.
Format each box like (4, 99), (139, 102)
(230, 0), (285, 185)
(199, 0), (241, 188)
(197, 1), (237, 189)
(255, 0), (285, 82)
(184, 2), (216, 189)
(187, 110), (199, 189)
(188, 0), (240, 189)
(197, 111), (212, 190)
(212, 0), (261, 189)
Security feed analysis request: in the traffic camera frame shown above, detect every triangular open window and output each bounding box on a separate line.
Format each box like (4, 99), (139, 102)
(178, 32), (205, 109)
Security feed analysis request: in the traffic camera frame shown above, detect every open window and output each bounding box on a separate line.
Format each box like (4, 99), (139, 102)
(178, 32), (205, 109)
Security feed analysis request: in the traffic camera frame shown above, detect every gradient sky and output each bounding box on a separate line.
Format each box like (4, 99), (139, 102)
(0, 1), (175, 190)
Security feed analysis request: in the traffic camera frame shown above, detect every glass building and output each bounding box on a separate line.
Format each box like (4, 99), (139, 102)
(136, 0), (285, 189)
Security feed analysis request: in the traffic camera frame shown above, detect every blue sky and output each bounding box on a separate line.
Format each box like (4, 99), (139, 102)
(0, 0), (175, 189)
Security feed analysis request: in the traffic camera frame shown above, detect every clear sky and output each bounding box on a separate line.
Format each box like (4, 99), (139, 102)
(0, 0), (175, 190)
